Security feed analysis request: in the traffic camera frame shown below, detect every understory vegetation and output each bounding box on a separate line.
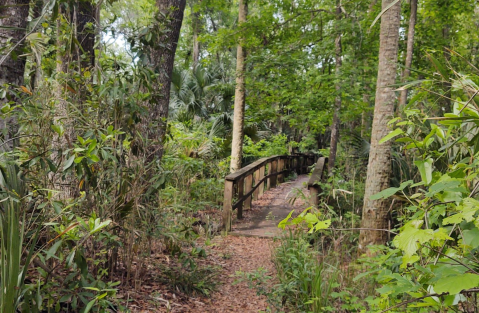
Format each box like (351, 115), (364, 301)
(2, 0), (479, 312)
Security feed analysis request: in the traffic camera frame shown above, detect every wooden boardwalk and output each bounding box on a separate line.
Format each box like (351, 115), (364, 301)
(222, 154), (328, 237)
(229, 175), (310, 237)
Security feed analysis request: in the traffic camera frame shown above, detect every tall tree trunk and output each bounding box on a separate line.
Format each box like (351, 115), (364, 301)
(53, 6), (76, 198)
(398, 0), (417, 109)
(328, 1), (342, 174)
(229, 0), (248, 173)
(359, 0), (401, 250)
(0, 0), (30, 149)
(192, 9), (200, 68)
(75, 0), (96, 70)
(147, 0), (186, 161)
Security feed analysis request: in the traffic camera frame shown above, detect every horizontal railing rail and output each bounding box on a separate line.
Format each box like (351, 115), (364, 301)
(223, 153), (318, 231)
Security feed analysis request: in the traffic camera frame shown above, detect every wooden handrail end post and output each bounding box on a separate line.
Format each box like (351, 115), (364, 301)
(223, 180), (234, 231)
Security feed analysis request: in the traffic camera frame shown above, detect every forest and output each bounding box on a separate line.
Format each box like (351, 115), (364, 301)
(1, 0), (479, 312)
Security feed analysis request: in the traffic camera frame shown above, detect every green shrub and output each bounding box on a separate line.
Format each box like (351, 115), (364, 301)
(243, 134), (289, 159)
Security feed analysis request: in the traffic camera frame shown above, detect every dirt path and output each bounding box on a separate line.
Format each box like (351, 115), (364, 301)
(125, 175), (310, 312)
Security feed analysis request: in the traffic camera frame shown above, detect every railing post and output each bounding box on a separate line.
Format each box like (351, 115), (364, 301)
(253, 169), (260, 200)
(237, 177), (244, 219)
(267, 162), (271, 190)
(223, 180), (234, 231)
(244, 174), (253, 210)
(310, 187), (320, 206)
(258, 165), (265, 197)
(278, 158), (284, 183)
(270, 159), (278, 188)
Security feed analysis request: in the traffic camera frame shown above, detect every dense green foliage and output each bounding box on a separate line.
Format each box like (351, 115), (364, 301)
(2, 0), (479, 312)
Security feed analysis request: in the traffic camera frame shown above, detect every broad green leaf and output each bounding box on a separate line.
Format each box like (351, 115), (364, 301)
(434, 273), (479, 295)
(278, 210), (294, 229)
(303, 213), (319, 225)
(379, 128), (404, 144)
(89, 219), (111, 235)
(83, 299), (96, 313)
(370, 180), (413, 200)
(313, 219), (331, 231)
(462, 228), (479, 248)
(393, 221), (434, 257)
(45, 240), (62, 260)
(51, 124), (64, 136)
(63, 155), (75, 171)
(415, 158), (433, 185)
(400, 255), (420, 268)
(89, 154), (100, 162)
(370, 187), (400, 200)
(426, 180), (462, 197)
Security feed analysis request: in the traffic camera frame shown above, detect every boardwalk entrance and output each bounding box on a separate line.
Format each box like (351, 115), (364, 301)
(230, 174), (310, 237)
(222, 154), (328, 237)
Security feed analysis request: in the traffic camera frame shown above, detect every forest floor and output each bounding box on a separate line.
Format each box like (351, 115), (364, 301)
(120, 175), (310, 312)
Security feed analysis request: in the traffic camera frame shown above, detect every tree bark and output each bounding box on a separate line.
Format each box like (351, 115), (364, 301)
(359, 0), (401, 250)
(74, 0), (97, 70)
(398, 0), (417, 109)
(230, 0), (248, 173)
(0, 0), (30, 149)
(147, 0), (186, 161)
(328, 1), (342, 174)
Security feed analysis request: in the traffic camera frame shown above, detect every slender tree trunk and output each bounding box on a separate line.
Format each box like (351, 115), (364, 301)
(147, 0), (186, 161)
(230, 0), (248, 173)
(328, 1), (342, 174)
(442, 26), (452, 113)
(398, 0), (417, 109)
(0, 0), (30, 149)
(53, 6), (77, 198)
(359, 0), (401, 250)
(192, 9), (200, 68)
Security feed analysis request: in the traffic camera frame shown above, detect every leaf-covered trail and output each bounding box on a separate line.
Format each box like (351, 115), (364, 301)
(127, 175), (310, 312)
(127, 236), (275, 312)
(182, 236), (274, 312)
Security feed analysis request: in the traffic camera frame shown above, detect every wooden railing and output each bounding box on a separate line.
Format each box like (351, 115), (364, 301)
(223, 154), (317, 231)
(307, 157), (328, 205)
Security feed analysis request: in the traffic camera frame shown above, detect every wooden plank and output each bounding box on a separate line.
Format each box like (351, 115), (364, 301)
(267, 162), (271, 190)
(253, 169), (260, 200)
(278, 159), (284, 183)
(237, 177), (244, 219)
(270, 160), (278, 188)
(222, 180), (234, 232)
(258, 166), (265, 197)
(226, 156), (278, 182)
(309, 186), (319, 205)
(244, 174), (253, 210)
(308, 157), (327, 187)
(232, 169), (290, 210)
